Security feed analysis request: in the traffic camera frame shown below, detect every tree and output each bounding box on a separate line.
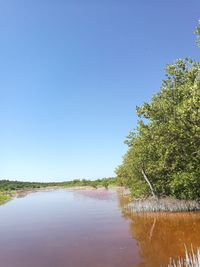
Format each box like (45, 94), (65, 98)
(116, 59), (200, 200)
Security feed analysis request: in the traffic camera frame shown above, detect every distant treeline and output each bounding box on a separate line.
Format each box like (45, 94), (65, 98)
(0, 177), (117, 192)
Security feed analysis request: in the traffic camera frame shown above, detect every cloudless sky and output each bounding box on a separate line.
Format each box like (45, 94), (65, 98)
(0, 0), (200, 182)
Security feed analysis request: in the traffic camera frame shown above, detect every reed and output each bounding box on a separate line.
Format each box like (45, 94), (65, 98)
(127, 197), (200, 213)
(168, 247), (200, 267)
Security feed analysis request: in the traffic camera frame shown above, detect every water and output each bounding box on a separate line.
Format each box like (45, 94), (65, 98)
(0, 189), (200, 267)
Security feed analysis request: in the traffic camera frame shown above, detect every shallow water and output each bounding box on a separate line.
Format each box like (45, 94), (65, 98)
(0, 189), (200, 267)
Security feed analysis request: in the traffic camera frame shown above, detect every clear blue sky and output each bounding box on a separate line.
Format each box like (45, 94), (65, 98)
(0, 0), (199, 182)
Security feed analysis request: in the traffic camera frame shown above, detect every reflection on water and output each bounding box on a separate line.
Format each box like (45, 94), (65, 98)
(118, 192), (200, 267)
(0, 189), (139, 267)
(0, 189), (200, 267)
(71, 188), (116, 201)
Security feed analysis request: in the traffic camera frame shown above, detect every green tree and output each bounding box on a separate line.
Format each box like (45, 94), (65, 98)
(116, 59), (200, 200)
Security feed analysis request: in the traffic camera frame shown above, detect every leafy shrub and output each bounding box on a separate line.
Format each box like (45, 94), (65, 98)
(170, 172), (200, 200)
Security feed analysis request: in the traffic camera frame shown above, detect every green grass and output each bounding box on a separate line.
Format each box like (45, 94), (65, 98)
(0, 194), (11, 205)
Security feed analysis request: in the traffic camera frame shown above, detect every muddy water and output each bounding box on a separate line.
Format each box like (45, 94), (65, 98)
(118, 193), (200, 267)
(0, 189), (200, 267)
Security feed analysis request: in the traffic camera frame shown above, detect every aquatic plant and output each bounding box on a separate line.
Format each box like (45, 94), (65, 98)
(168, 247), (200, 267)
(126, 197), (200, 212)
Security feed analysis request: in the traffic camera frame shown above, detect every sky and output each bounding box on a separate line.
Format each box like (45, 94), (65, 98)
(0, 0), (200, 182)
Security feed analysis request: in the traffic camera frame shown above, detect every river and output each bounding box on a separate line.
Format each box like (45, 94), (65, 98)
(0, 189), (199, 267)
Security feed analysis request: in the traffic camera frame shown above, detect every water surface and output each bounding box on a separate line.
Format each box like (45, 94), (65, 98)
(0, 189), (200, 267)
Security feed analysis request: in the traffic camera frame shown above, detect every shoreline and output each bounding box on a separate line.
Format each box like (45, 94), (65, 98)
(126, 197), (200, 213)
(0, 185), (123, 205)
(1, 186), (200, 213)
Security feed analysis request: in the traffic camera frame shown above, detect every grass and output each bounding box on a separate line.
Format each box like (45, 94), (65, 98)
(0, 194), (11, 205)
(127, 197), (200, 212)
(168, 247), (200, 267)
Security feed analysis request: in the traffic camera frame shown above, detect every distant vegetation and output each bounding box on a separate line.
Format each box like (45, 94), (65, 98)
(116, 23), (200, 201)
(0, 177), (117, 192)
(0, 177), (117, 205)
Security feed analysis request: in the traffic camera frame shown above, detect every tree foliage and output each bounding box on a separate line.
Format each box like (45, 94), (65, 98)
(0, 177), (117, 192)
(116, 58), (200, 200)
(195, 20), (200, 47)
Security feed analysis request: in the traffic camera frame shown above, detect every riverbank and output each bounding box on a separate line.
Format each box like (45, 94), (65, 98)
(1, 185), (200, 214)
(0, 186), (88, 204)
(0, 185), (122, 205)
(126, 197), (200, 213)
(0, 178), (117, 205)
(0, 194), (12, 205)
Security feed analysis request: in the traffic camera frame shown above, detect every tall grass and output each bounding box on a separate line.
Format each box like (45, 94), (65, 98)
(168, 247), (200, 267)
(127, 197), (200, 212)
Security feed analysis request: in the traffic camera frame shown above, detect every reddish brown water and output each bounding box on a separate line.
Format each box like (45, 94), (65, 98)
(0, 189), (200, 267)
